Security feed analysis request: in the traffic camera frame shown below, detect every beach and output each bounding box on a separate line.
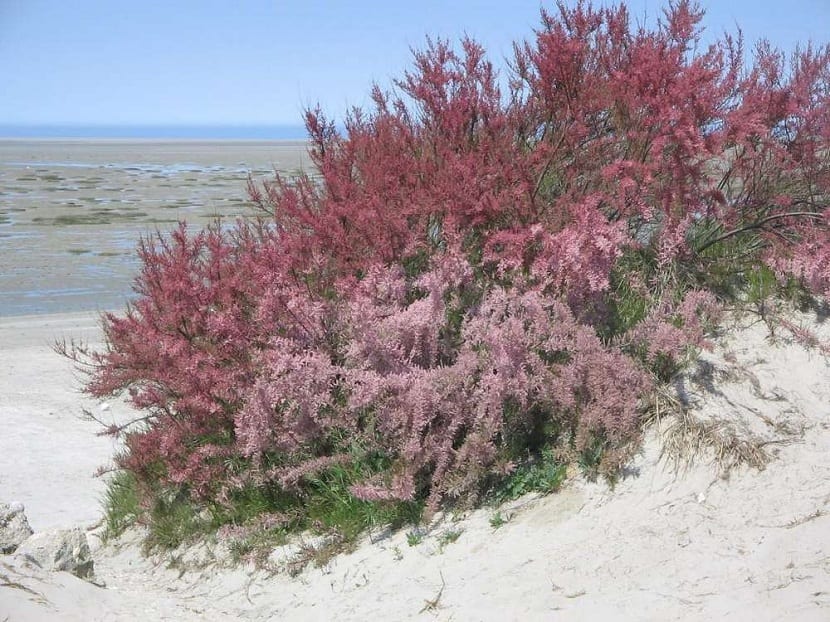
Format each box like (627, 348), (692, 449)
(1, 140), (829, 620)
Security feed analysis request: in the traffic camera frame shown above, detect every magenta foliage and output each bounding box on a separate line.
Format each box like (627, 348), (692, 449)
(233, 255), (651, 507)
(78, 1), (829, 510)
(624, 290), (722, 369)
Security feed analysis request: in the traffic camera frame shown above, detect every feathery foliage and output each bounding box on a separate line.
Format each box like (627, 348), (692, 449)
(65, 1), (829, 546)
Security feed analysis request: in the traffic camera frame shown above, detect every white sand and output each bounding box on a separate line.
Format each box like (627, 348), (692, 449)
(0, 312), (132, 532)
(1, 311), (829, 620)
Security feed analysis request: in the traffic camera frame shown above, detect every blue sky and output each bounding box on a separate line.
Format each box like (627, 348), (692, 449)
(1, 1), (827, 128)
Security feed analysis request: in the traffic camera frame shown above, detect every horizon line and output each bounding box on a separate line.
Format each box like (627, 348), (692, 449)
(0, 123), (311, 140)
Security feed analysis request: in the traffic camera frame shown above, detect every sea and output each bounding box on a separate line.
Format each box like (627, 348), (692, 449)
(0, 126), (311, 316)
(0, 125), (309, 140)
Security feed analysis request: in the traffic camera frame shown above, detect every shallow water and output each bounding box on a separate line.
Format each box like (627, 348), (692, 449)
(0, 139), (310, 316)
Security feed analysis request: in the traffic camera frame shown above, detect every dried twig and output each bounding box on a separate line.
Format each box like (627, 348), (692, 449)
(420, 571), (446, 613)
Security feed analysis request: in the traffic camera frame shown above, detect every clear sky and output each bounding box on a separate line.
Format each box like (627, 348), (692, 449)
(1, 0), (827, 128)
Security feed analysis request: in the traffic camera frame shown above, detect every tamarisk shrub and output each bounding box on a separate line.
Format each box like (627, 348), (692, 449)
(74, 224), (277, 495)
(71, 0), (828, 533)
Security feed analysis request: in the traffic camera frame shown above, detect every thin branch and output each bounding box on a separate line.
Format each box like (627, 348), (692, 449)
(81, 407), (157, 436)
(695, 211), (824, 253)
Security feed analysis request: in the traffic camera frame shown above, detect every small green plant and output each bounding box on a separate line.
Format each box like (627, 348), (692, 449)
(577, 435), (607, 482)
(745, 265), (777, 305)
(600, 248), (656, 341)
(489, 511), (507, 529)
(437, 528), (463, 551)
(406, 530), (424, 547)
(493, 448), (567, 503)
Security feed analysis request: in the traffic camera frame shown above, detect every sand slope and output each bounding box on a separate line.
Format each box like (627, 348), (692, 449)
(0, 313), (132, 532)
(1, 312), (829, 621)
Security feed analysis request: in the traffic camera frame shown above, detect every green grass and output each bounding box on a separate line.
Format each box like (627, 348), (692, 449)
(301, 462), (424, 541)
(102, 450), (424, 558)
(489, 511), (507, 529)
(103, 470), (211, 550)
(436, 528), (463, 552)
(491, 447), (568, 504)
(119, 421), (573, 560)
(145, 491), (207, 550)
(103, 471), (142, 538)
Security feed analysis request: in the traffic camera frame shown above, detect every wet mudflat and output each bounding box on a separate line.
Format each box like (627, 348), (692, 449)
(0, 139), (310, 315)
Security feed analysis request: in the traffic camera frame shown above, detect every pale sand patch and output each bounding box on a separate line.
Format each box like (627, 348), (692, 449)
(1, 312), (829, 620)
(0, 312), (132, 532)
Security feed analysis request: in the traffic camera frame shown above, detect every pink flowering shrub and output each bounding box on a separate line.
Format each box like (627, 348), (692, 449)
(72, 1), (829, 535)
(342, 262), (652, 504)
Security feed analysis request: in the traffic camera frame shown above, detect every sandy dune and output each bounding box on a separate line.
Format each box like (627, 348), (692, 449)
(1, 310), (828, 620)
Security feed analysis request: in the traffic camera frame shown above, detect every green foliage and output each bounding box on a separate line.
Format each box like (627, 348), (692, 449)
(104, 466), (216, 550)
(303, 463), (423, 541)
(437, 528), (463, 551)
(103, 471), (142, 538)
(693, 226), (817, 314)
(492, 448), (567, 503)
(577, 434), (609, 483)
(689, 221), (768, 301)
(745, 264), (778, 305)
(145, 490), (207, 550)
(105, 451), (423, 553)
(489, 511), (507, 529)
(209, 483), (299, 530)
(401, 249), (431, 281)
(600, 249), (657, 341)
(406, 530), (424, 547)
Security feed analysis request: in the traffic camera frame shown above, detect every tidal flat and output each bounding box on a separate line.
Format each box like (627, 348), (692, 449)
(0, 139), (310, 315)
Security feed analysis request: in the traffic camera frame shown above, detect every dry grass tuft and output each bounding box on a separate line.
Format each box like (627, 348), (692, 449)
(659, 408), (772, 474)
(644, 381), (787, 476)
(285, 535), (356, 577)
